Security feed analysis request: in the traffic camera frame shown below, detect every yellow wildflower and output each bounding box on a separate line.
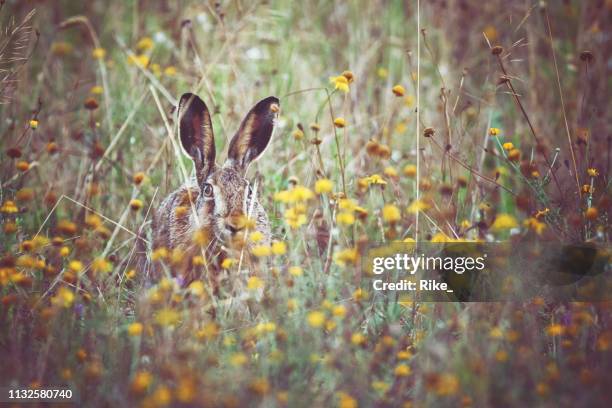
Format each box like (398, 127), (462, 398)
(288, 266), (303, 277)
(251, 245), (272, 257)
(55, 287), (75, 308)
(330, 75), (350, 93)
(249, 231), (264, 242)
(307, 311), (325, 328)
(92, 48), (106, 60)
(247, 276), (264, 290)
(188, 281), (206, 297)
(335, 248), (358, 266)
(221, 258), (235, 269)
(229, 352), (248, 367)
(128, 54), (149, 68)
(337, 211), (355, 225)
(351, 332), (366, 346)
(489, 127), (500, 136)
(587, 168), (599, 177)
(407, 199), (430, 214)
(1, 200), (18, 214)
(363, 174), (387, 186)
(164, 66), (177, 76)
(69, 260), (83, 273)
(436, 373), (459, 396)
(127, 322), (143, 336)
(136, 37), (154, 51)
(333, 117), (346, 128)
(524, 217), (546, 235)
(154, 308), (180, 327)
(394, 364), (411, 377)
(90, 85), (103, 95)
(382, 204), (401, 223)
(284, 207), (307, 229)
(131, 371), (152, 394)
(546, 324), (564, 336)
(392, 84), (406, 97)
(287, 298), (298, 311)
(338, 392), (358, 408)
(383, 166), (398, 178)
(29, 119), (39, 129)
(152, 247), (170, 262)
(271, 241), (287, 255)
(491, 214), (518, 231)
(332, 305), (346, 318)
(91, 257), (111, 274)
(489, 327), (504, 339)
(315, 178), (333, 194)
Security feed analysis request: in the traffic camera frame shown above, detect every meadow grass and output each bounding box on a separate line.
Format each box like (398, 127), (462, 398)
(0, 1), (610, 407)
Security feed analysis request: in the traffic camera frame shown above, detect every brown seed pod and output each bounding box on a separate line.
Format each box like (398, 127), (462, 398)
(84, 97), (99, 110)
(423, 127), (435, 138)
(6, 147), (22, 158)
(579, 50), (594, 63)
(491, 45), (503, 55)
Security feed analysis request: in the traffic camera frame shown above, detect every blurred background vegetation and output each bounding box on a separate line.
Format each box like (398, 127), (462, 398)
(0, 0), (610, 407)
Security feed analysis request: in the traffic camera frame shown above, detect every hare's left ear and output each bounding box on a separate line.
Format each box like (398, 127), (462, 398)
(177, 93), (216, 185)
(227, 96), (279, 171)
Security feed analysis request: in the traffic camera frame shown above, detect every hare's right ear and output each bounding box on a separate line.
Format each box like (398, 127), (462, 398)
(178, 93), (216, 185)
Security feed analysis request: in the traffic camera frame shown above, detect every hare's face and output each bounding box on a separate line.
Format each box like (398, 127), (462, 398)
(203, 166), (257, 242)
(176, 93), (278, 245)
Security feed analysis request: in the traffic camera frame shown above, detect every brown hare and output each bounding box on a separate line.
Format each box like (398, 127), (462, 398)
(150, 92), (279, 285)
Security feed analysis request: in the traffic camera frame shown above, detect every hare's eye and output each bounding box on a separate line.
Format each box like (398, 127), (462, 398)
(202, 183), (213, 197)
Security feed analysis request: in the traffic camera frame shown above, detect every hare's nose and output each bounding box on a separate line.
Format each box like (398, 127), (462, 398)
(225, 214), (245, 235)
(225, 222), (243, 235)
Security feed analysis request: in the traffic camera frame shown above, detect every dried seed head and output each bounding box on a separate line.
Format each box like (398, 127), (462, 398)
(44, 191), (58, 207)
(133, 172), (145, 185)
(309, 123), (320, 132)
(419, 178), (432, 191)
(84, 97), (99, 110)
(508, 148), (521, 162)
(439, 183), (453, 196)
(579, 50), (594, 63)
(585, 207), (598, 221)
(377, 144), (391, 159)
(91, 141), (104, 159)
(46, 142), (59, 154)
(491, 46), (503, 56)
(129, 199), (143, 211)
(423, 127), (435, 138)
(456, 176), (468, 188)
(292, 129), (304, 140)
(366, 139), (379, 156)
(6, 147), (22, 158)
(16, 161), (30, 171)
(341, 70), (354, 83)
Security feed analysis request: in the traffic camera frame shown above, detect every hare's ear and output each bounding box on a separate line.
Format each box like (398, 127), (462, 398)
(178, 93), (216, 184)
(227, 96), (279, 171)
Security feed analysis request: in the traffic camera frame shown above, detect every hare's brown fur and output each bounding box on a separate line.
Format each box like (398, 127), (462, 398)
(148, 93), (278, 283)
